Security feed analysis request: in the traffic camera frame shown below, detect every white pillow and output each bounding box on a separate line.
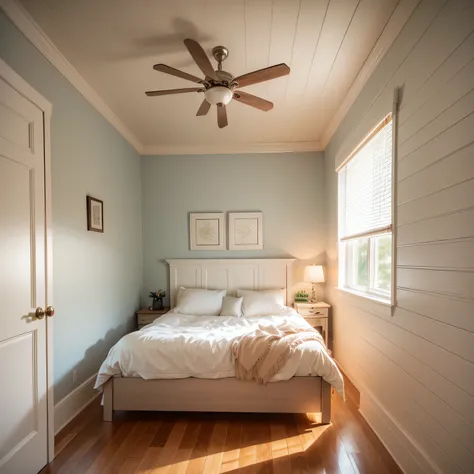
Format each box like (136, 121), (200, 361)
(175, 287), (226, 316)
(220, 296), (243, 317)
(237, 289), (286, 317)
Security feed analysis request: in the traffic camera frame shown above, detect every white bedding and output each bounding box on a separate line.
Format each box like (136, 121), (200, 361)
(94, 308), (344, 396)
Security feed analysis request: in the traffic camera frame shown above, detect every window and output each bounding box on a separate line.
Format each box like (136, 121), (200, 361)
(338, 115), (393, 303)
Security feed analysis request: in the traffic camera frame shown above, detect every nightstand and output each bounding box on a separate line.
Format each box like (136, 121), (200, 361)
(136, 307), (169, 329)
(294, 302), (330, 347)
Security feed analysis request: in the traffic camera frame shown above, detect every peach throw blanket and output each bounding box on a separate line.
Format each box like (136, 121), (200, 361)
(231, 323), (323, 384)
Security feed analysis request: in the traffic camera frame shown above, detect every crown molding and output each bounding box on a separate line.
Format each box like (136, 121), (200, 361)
(142, 141), (323, 156)
(0, 0), (143, 154)
(320, 0), (421, 149)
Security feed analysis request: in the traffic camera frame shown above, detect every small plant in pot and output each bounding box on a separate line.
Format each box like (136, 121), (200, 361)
(149, 289), (166, 311)
(295, 290), (309, 303)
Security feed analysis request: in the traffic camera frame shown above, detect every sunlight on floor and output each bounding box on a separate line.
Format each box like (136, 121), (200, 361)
(133, 419), (330, 473)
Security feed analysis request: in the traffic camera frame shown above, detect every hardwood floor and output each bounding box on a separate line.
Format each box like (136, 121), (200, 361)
(41, 378), (402, 474)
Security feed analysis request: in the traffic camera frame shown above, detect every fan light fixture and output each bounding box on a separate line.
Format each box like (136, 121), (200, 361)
(205, 86), (233, 105)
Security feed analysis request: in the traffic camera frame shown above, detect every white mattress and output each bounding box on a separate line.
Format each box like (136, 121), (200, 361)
(94, 308), (344, 396)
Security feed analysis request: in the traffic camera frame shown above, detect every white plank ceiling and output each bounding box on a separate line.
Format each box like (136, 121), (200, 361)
(18, 0), (409, 154)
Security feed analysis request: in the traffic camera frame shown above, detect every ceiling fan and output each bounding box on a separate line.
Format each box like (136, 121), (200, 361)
(145, 38), (290, 128)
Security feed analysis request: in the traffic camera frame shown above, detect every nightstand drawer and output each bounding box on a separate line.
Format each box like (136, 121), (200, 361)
(136, 308), (169, 329)
(298, 307), (328, 317)
(294, 302), (329, 318)
(138, 314), (160, 327)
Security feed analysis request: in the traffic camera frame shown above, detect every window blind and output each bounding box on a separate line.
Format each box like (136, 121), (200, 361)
(339, 117), (392, 240)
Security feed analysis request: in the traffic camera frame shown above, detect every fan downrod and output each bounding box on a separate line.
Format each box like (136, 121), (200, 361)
(212, 46), (229, 70)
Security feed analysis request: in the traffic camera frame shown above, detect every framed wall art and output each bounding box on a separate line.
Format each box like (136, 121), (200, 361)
(228, 212), (263, 250)
(189, 212), (225, 250)
(86, 196), (104, 233)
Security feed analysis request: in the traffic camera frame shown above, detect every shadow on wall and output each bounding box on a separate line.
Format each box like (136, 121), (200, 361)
(54, 314), (136, 403)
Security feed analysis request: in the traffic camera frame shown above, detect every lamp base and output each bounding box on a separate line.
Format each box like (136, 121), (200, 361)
(310, 283), (317, 303)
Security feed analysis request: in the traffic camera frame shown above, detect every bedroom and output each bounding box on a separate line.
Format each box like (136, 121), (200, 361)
(0, 0), (472, 473)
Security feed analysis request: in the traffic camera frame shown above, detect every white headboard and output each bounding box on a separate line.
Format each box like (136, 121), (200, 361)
(166, 258), (296, 308)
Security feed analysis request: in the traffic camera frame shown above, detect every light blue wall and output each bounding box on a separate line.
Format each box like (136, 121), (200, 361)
(141, 152), (326, 305)
(0, 11), (143, 402)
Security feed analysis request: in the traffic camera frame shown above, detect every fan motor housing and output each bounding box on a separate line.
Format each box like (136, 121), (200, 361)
(214, 70), (234, 84)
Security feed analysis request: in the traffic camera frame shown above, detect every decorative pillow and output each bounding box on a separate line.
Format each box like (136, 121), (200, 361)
(237, 289), (286, 317)
(175, 287), (226, 316)
(220, 296), (243, 318)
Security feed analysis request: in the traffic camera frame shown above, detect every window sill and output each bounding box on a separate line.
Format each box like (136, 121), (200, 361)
(335, 287), (393, 307)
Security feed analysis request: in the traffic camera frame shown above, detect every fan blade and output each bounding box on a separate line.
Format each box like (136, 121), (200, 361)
(233, 91), (273, 112)
(196, 99), (211, 116)
(145, 88), (203, 97)
(217, 104), (228, 128)
(153, 64), (203, 84)
(184, 39), (218, 81)
(235, 63), (290, 88)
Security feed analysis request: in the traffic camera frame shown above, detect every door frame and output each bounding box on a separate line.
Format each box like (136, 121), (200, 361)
(0, 57), (55, 463)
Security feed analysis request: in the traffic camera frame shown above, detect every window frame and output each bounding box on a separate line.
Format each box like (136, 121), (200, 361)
(337, 114), (395, 306)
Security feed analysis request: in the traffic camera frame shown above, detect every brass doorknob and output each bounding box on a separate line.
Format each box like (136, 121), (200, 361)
(36, 307), (45, 320)
(46, 306), (55, 317)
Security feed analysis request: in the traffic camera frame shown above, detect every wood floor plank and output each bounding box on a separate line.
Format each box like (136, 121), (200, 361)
(239, 418), (261, 473)
(270, 423), (292, 474)
(185, 419), (215, 474)
(286, 420), (308, 474)
(103, 421), (149, 473)
(202, 421), (228, 473)
(168, 421), (201, 474)
(84, 422), (137, 474)
(220, 420), (242, 473)
(138, 420), (187, 473)
(42, 375), (403, 474)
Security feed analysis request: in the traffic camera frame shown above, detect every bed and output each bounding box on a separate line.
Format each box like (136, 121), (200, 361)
(96, 259), (343, 423)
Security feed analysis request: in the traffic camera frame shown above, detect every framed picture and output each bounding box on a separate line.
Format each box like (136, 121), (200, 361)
(86, 196), (104, 233)
(228, 212), (263, 250)
(189, 213), (225, 250)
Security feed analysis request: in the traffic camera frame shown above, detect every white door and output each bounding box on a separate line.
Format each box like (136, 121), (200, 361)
(0, 75), (48, 473)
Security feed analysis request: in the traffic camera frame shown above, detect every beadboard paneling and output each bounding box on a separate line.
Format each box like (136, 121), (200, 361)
(397, 143), (474, 206)
(397, 267), (474, 300)
(398, 180), (474, 226)
(325, 1), (474, 473)
(398, 239), (474, 269)
(397, 112), (474, 181)
(397, 207), (474, 245)
(397, 288), (474, 332)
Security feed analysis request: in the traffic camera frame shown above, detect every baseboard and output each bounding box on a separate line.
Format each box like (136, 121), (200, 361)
(359, 389), (443, 474)
(54, 373), (100, 435)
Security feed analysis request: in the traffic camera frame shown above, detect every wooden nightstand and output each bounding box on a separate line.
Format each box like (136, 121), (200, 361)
(294, 302), (330, 347)
(136, 307), (169, 329)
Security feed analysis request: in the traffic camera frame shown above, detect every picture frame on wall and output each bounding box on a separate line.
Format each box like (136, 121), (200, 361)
(228, 212), (263, 250)
(86, 196), (104, 233)
(189, 212), (225, 250)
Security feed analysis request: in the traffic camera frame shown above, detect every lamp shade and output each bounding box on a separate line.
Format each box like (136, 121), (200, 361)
(304, 265), (325, 283)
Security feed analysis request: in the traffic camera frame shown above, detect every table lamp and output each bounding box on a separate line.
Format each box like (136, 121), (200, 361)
(304, 265), (325, 303)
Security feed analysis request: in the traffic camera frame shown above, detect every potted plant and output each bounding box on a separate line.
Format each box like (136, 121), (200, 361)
(295, 290), (309, 303)
(149, 289), (166, 311)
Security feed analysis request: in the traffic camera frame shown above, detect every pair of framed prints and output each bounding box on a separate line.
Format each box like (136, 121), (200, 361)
(190, 212), (263, 251)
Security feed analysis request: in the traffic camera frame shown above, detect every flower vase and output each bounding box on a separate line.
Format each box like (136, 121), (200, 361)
(152, 297), (163, 311)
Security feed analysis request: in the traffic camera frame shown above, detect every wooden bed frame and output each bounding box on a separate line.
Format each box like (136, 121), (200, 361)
(103, 376), (331, 423)
(102, 259), (332, 423)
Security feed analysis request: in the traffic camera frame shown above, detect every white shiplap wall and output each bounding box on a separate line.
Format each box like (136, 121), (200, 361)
(324, 1), (474, 473)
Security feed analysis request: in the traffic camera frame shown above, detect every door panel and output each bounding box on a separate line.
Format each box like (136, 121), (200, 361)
(0, 75), (48, 474)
